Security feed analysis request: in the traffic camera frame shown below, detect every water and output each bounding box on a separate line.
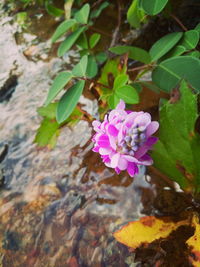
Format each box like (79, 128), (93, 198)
(0, 2), (196, 266)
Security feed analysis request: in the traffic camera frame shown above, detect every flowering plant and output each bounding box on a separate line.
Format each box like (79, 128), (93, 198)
(92, 100), (159, 177)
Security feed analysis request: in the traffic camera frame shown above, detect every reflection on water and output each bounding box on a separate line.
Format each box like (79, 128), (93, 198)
(0, 159), (152, 266)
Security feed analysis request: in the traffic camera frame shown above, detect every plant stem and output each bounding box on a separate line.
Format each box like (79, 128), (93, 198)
(170, 14), (188, 31)
(91, 0), (104, 9)
(89, 26), (111, 38)
(78, 77), (111, 89)
(128, 64), (151, 72)
(109, 0), (121, 47)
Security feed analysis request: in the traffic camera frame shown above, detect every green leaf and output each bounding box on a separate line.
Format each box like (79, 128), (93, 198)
(138, 81), (160, 92)
(69, 112), (83, 126)
(62, 106), (83, 125)
(113, 74), (129, 89)
(20, 0), (31, 3)
(72, 55), (88, 77)
(115, 85), (139, 104)
(35, 105), (83, 148)
(56, 80), (85, 123)
(74, 3), (90, 24)
(131, 82), (142, 93)
(152, 81), (199, 190)
(190, 134), (200, 190)
(152, 140), (187, 188)
(109, 45), (151, 64)
(51, 19), (77, 43)
(90, 1), (109, 19)
(158, 45), (186, 62)
(58, 26), (86, 57)
(86, 55), (98, 78)
(79, 49), (89, 57)
(99, 58), (127, 89)
(150, 32), (183, 62)
(179, 30), (199, 50)
(45, 71), (72, 106)
(127, 0), (146, 28)
(188, 51), (200, 58)
(141, 0), (168, 15)
(195, 23), (200, 34)
(108, 94), (120, 109)
(16, 12), (28, 27)
(45, 2), (64, 17)
(76, 32), (88, 49)
(96, 52), (107, 63)
(167, 85), (197, 140)
(34, 118), (60, 148)
(38, 103), (57, 119)
(152, 56), (200, 92)
(89, 33), (101, 48)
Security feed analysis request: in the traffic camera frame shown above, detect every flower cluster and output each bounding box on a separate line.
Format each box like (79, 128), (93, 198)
(92, 100), (159, 177)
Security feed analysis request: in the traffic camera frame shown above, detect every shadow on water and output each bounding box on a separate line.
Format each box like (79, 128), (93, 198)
(0, 0), (199, 266)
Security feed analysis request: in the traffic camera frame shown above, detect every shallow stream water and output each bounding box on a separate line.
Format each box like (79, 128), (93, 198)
(0, 2), (198, 266)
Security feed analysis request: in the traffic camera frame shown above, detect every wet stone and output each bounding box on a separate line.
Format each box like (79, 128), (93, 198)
(153, 188), (190, 216)
(0, 144), (8, 187)
(0, 168), (5, 187)
(0, 73), (18, 102)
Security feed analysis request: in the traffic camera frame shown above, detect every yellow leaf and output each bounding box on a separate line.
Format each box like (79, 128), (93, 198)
(114, 216), (189, 249)
(187, 214), (200, 267)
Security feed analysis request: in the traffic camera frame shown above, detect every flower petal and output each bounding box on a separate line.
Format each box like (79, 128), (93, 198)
(92, 146), (99, 152)
(134, 146), (148, 159)
(127, 162), (139, 177)
(91, 99), (158, 177)
(118, 156), (128, 170)
(115, 167), (121, 174)
(139, 154), (153, 165)
(101, 155), (110, 163)
(134, 113), (151, 127)
(97, 134), (110, 148)
(145, 136), (158, 146)
(146, 121), (159, 137)
(108, 110), (126, 123)
(98, 140), (110, 148)
(110, 153), (120, 168)
(123, 112), (142, 128)
(99, 148), (111, 155)
(108, 124), (118, 136)
(123, 155), (141, 164)
(105, 161), (111, 167)
(92, 120), (102, 133)
(109, 136), (117, 150)
(117, 127), (124, 144)
(134, 137), (158, 158)
(92, 120), (101, 127)
(116, 99), (125, 110)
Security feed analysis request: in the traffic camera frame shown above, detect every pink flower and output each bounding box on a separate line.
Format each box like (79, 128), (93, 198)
(92, 100), (159, 177)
